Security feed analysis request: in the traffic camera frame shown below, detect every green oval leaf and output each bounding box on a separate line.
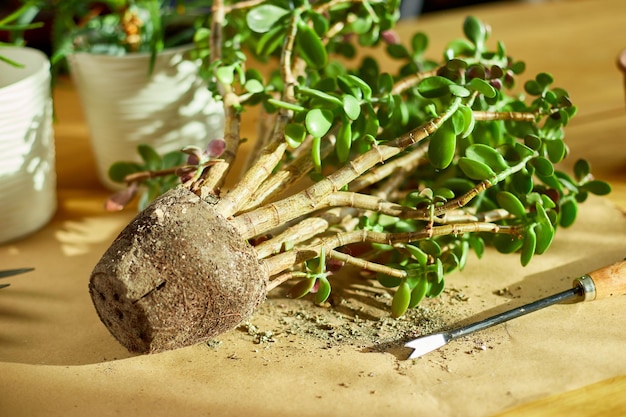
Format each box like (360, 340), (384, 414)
(420, 239), (442, 257)
(524, 80), (543, 96)
(342, 94), (361, 120)
(449, 84), (471, 98)
(496, 191), (527, 218)
(493, 234), (524, 254)
(405, 244), (428, 266)
(244, 79), (264, 94)
(463, 16), (487, 48)
(428, 122), (456, 169)
(408, 278), (429, 308)
(468, 236), (485, 259)
(534, 204), (555, 255)
(298, 86), (342, 106)
(162, 151), (186, 168)
(530, 156), (554, 176)
(377, 272), (402, 288)
(536, 72), (554, 88)
(465, 144), (508, 171)
(559, 199), (578, 228)
(520, 225), (537, 267)
(387, 43), (410, 59)
(305, 108), (334, 138)
(350, 15), (373, 35)
(256, 24), (286, 56)
(296, 20), (328, 69)
(453, 104), (475, 138)
(216, 64), (235, 85)
(445, 38), (474, 57)
(467, 77), (497, 98)
(417, 76), (455, 99)
(315, 277), (331, 304)
(524, 134), (542, 151)
(426, 273), (445, 297)
(288, 278), (315, 299)
(512, 170), (534, 194)
(581, 180), (611, 196)
(284, 123), (307, 148)
(573, 159), (590, 182)
(338, 74), (372, 101)
(108, 161), (143, 183)
(411, 32), (428, 55)
(391, 281), (411, 318)
(335, 120), (352, 163)
(378, 73), (394, 94)
(247, 5), (289, 33)
(311, 136), (322, 173)
(137, 144), (162, 170)
(458, 157), (496, 180)
(544, 139), (566, 163)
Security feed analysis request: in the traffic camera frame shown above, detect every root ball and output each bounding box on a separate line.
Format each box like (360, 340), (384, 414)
(90, 187), (268, 353)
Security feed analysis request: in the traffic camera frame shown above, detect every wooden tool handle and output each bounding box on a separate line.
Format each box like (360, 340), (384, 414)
(586, 260), (626, 300)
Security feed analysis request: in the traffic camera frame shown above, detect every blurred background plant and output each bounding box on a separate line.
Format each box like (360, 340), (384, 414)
(0, 2), (43, 66)
(1, 0), (205, 74)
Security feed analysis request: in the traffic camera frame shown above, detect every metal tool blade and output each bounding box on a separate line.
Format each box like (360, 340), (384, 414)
(0, 268), (35, 278)
(405, 333), (449, 359)
(404, 286), (582, 359)
(0, 268), (34, 288)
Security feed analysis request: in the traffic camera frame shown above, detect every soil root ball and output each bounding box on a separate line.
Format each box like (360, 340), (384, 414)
(89, 187), (268, 353)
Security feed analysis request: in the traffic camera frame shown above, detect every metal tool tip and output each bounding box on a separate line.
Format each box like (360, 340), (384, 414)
(404, 334), (447, 359)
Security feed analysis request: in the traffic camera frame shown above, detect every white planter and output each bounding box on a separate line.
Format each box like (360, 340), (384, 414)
(0, 47), (56, 244)
(67, 45), (224, 189)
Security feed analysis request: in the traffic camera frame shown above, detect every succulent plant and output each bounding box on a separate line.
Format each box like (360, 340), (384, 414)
(90, 2), (609, 353)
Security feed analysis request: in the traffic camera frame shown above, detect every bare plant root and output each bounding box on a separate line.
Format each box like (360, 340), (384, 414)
(90, 187), (268, 353)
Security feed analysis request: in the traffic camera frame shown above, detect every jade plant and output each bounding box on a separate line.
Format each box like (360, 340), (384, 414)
(91, 1), (610, 354)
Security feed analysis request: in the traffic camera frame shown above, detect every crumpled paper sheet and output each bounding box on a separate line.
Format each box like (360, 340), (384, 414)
(1, 194), (625, 417)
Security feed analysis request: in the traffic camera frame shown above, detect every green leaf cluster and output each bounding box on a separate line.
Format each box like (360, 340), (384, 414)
(108, 144), (186, 210)
(94, 7), (610, 318)
(287, 248), (333, 304)
(198, 10), (610, 315)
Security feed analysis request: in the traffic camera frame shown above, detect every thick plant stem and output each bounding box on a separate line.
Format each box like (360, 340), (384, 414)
(329, 250), (407, 278)
(263, 221), (521, 276)
(348, 142), (428, 193)
(232, 98), (463, 239)
(473, 110), (537, 122)
(214, 13), (301, 218)
(255, 207), (357, 258)
(241, 134), (335, 212)
(197, 0), (239, 194)
(391, 69), (438, 95)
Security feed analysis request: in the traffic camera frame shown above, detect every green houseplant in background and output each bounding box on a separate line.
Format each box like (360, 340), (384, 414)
(16, 0), (224, 189)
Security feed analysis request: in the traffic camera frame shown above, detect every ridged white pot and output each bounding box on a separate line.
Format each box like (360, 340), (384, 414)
(0, 47), (56, 244)
(67, 45), (224, 189)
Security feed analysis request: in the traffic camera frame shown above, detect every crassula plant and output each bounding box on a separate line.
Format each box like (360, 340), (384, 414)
(91, 1), (610, 354)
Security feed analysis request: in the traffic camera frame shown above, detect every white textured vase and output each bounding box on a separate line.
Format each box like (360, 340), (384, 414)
(0, 47), (56, 244)
(67, 45), (224, 189)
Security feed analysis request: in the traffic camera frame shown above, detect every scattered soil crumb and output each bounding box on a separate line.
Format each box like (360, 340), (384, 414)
(493, 286), (522, 298)
(221, 270), (476, 358)
(206, 340), (223, 350)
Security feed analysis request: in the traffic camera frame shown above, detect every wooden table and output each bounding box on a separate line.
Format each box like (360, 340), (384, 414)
(400, 1), (626, 415)
(14, 0), (626, 415)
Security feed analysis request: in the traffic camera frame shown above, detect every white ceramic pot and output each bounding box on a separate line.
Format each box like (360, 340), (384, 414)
(67, 45), (224, 189)
(0, 47), (56, 244)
